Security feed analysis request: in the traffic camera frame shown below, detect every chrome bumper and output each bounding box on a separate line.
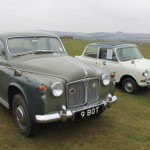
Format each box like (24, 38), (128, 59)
(35, 93), (117, 123)
(103, 93), (117, 108)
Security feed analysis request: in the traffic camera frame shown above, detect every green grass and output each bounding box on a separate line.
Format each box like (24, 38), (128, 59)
(0, 40), (150, 150)
(62, 39), (93, 56)
(137, 43), (150, 59)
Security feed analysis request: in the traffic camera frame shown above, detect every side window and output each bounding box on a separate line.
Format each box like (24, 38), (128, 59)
(84, 46), (99, 58)
(0, 40), (5, 59)
(99, 48), (107, 59)
(99, 48), (117, 61)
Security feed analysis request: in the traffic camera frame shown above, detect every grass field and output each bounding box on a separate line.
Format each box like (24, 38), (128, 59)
(0, 40), (150, 150)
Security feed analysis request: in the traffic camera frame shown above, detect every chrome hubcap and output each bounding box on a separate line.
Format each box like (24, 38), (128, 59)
(125, 82), (134, 93)
(15, 106), (26, 130)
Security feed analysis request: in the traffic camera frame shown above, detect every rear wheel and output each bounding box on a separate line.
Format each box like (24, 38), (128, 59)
(122, 78), (138, 94)
(12, 93), (35, 137)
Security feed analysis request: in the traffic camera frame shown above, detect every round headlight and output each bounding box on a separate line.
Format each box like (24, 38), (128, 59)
(51, 82), (64, 97)
(101, 73), (111, 86)
(143, 71), (148, 77)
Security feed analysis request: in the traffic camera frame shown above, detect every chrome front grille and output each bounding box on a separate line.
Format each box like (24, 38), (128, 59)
(87, 79), (99, 102)
(67, 78), (99, 107)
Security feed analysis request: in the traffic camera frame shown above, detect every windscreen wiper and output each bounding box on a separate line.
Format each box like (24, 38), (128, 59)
(13, 51), (33, 57)
(33, 50), (54, 54)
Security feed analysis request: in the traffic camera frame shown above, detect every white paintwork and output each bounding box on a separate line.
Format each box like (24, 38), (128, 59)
(75, 49), (150, 88)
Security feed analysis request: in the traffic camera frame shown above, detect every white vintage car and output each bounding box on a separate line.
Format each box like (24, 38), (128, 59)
(75, 43), (150, 93)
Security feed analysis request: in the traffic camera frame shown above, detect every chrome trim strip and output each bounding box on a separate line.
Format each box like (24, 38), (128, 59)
(60, 57), (88, 78)
(67, 77), (99, 85)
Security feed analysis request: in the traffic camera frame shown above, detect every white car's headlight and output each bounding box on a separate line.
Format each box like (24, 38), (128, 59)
(143, 70), (149, 77)
(51, 82), (64, 97)
(101, 73), (111, 86)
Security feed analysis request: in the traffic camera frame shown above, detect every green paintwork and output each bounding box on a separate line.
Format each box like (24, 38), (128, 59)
(0, 31), (116, 121)
(8, 54), (100, 83)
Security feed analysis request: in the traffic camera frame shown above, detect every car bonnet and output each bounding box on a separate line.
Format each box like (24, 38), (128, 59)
(9, 55), (99, 82)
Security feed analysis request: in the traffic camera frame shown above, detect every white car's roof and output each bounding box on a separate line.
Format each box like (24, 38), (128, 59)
(88, 43), (136, 49)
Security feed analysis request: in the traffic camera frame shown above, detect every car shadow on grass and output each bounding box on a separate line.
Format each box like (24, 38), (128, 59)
(34, 114), (112, 139)
(0, 103), (116, 140)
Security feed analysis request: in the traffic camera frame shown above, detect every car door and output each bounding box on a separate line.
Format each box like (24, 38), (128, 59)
(96, 48), (120, 82)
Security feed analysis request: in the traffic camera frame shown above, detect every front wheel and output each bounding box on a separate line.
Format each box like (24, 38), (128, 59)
(12, 93), (35, 137)
(122, 78), (138, 94)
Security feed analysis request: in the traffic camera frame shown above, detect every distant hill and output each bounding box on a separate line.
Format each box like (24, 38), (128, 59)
(51, 31), (150, 43)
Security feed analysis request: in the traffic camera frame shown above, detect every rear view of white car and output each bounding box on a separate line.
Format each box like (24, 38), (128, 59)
(75, 43), (150, 93)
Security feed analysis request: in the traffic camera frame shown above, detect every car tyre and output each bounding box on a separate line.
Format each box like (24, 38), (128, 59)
(122, 78), (138, 94)
(13, 93), (35, 137)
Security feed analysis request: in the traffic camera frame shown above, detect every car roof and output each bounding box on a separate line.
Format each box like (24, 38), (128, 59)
(87, 42), (137, 49)
(0, 31), (57, 40)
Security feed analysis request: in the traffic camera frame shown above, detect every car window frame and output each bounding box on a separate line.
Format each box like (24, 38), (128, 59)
(99, 48), (118, 62)
(84, 46), (99, 59)
(116, 46), (143, 61)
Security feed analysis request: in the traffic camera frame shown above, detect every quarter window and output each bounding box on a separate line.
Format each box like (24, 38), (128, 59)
(84, 46), (99, 58)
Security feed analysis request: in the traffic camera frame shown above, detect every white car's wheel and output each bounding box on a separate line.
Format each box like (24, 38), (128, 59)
(122, 78), (138, 94)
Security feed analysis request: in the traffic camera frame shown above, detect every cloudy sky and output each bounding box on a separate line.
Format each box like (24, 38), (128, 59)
(0, 0), (150, 33)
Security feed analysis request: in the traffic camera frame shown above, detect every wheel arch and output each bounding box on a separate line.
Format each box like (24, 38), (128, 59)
(120, 74), (138, 85)
(8, 83), (28, 110)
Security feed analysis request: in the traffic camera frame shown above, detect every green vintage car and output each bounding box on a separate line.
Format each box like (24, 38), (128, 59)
(0, 31), (117, 136)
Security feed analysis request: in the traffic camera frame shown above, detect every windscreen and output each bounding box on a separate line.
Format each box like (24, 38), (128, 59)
(116, 47), (143, 61)
(8, 37), (64, 55)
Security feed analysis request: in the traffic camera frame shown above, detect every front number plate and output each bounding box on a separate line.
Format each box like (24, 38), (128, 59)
(75, 105), (103, 119)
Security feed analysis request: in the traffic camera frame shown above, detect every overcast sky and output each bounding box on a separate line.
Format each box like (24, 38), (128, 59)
(0, 0), (150, 33)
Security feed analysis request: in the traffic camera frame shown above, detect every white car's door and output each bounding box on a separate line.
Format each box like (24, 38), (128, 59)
(95, 48), (120, 82)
